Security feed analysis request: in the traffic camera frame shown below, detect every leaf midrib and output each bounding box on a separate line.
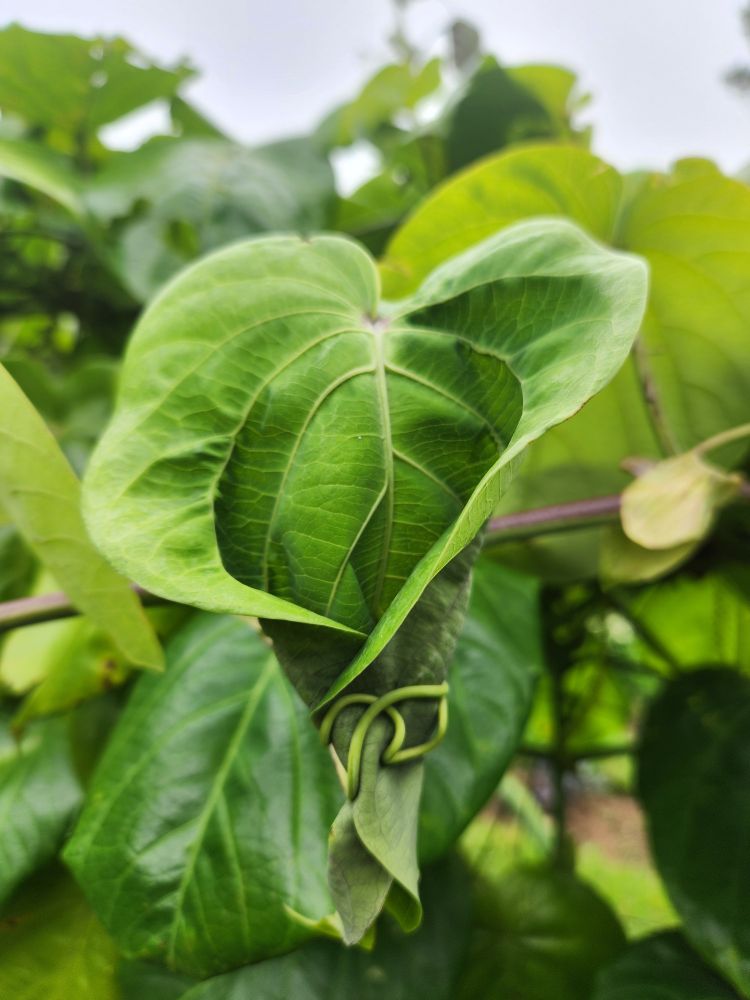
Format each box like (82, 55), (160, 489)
(166, 654), (276, 964)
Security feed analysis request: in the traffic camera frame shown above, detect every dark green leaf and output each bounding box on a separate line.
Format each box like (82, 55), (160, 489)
(456, 865), (626, 1000)
(64, 614), (342, 977)
(639, 670), (750, 994)
(0, 524), (35, 602)
(87, 136), (335, 300)
(444, 62), (565, 173)
(0, 710), (81, 905)
(419, 558), (541, 861)
(593, 931), (741, 1000)
(179, 857), (471, 1000)
(118, 960), (196, 1000)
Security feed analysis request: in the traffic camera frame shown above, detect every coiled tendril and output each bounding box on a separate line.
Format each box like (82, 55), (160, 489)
(319, 682), (449, 799)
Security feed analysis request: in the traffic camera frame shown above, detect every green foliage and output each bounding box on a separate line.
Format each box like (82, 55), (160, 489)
(64, 614), (341, 976)
(0, 710), (81, 905)
(0, 364), (162, 669)
(0, 17), (749, 1000)
(457, 865), (626, 1000)
(0, 24), (192, 141)
(639, 670), (750, 994)
(0, 868), (119, 999)
(81, 219), (644, 939)
(86, 136), (335, 301)
(419, 558), (542, 861)
(592, 932), (742, 1000)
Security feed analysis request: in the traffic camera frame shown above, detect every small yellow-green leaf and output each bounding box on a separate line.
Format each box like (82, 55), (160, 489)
(0, 364), (163, 670)
(620, 452), (742, 550)
(599, 526), (695, 586)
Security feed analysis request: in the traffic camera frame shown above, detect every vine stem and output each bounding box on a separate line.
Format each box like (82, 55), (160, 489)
(694, 422), (750, 457)
(0, 585), (166, 634)
(485, 494), (622, 543)
(520, 743), (635, 763)
(0, 481), (748, 635)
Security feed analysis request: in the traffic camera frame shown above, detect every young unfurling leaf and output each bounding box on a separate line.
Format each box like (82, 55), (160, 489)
(83, 220), (647, 940)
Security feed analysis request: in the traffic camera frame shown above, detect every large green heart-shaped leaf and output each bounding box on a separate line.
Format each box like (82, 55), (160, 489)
(64, 614), (342, 977)
(639, 670), (750, 995)
(83, 220), (646, 940)
(83, 221), (646, 688)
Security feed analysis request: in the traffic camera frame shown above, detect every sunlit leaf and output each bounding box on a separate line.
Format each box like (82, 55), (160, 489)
(380, 145), (622, 298)
(620, 452), (743, 550)
(0, 364), (162, 669)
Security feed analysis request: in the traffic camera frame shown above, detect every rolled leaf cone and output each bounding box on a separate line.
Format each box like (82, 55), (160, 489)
(82, 225), (647, 943)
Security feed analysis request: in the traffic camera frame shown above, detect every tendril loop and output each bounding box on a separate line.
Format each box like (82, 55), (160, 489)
(319, 682), (449, 799)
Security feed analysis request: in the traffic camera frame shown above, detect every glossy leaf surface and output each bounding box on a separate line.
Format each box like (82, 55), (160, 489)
(0, 710), (81, 905)
(179, 857), (470, 1000)
(64, 614), (342, 977)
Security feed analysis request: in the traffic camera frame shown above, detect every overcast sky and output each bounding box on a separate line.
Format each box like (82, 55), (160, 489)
(4, 0), (750, 175)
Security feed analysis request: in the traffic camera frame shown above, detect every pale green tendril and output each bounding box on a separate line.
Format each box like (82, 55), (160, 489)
(319, 683), (449, 799)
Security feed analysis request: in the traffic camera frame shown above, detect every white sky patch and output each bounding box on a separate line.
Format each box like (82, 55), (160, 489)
(3, 0), (750, 174)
